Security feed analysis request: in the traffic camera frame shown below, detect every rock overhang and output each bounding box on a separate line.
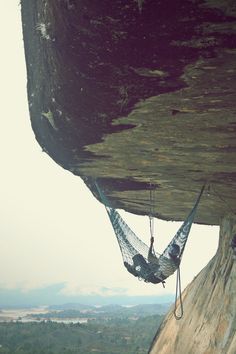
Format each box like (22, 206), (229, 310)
(21, 0), (236, 225)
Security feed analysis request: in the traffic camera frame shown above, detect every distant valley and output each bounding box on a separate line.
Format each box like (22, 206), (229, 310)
(0, 302), (170, 324)
(0, 303), (169, 354)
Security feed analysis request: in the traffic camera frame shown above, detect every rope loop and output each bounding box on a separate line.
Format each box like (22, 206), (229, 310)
(174, 267), (184, 320)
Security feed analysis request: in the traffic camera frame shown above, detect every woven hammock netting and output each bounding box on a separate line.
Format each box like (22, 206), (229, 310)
(96, 183), (205, 285)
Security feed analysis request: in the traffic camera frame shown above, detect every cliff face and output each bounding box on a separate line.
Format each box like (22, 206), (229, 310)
(21, 2), (236, 352)
(149, 214), (236, 354)
(21, 0), (236, 224)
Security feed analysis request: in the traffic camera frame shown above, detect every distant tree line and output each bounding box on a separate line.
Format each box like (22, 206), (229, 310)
(0, 314), (163, 354)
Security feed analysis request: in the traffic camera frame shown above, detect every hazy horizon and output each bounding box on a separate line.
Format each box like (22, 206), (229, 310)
(0, 282), (174, 308)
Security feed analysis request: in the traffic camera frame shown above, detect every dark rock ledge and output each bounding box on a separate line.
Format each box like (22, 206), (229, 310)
(21, 0), (236, 224)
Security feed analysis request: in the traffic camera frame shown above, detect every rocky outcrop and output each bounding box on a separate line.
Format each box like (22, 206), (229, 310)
(149, 214), (236, 354)
(21, 0), (236, 224)
(21, 1), (236, 352)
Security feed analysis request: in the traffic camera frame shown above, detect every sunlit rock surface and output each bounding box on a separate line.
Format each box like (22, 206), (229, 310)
(149, 214), (236, 354)
(21, 0), (236, 224)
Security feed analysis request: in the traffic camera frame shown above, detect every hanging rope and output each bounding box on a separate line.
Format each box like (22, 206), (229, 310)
(174, 267), (184, 320)
(148, 183), (161, 257)
(149, 184), (155, 239)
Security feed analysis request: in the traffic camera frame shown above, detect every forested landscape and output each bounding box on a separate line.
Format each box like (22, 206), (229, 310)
(0, 314), (163, 354)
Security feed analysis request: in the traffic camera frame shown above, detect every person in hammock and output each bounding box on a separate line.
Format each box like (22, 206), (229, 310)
(124, 238), (164, 284)
(124, 237), (181, 284)
(147, 236), (181, 282)
(148, 236), (180, 263)
(124, 249), (163, 283)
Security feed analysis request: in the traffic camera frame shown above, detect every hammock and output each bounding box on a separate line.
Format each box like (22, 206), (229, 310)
(95, 182), (205, 286)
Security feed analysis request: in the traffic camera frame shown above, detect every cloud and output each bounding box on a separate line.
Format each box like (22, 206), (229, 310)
(59, 282), (128, 297)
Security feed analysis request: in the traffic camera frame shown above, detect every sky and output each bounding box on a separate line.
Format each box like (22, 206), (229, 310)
(0, 1), (219, 305)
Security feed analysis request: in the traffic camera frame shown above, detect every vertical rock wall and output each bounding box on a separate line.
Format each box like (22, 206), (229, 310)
(149, 214), (236, 354)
